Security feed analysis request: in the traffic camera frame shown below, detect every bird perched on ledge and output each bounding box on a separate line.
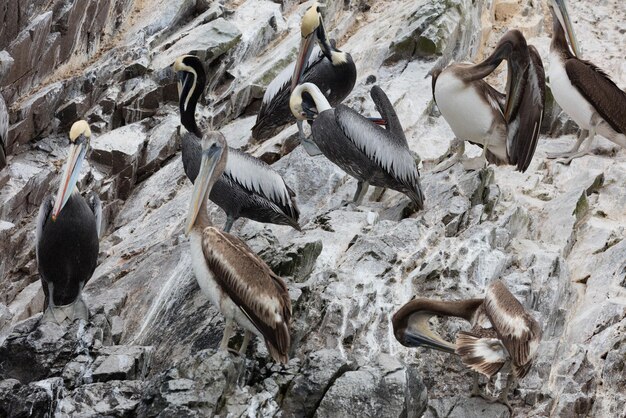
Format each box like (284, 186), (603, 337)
(546, 0), (626, 163)
(252, 1), (356, 148)
(432, 30), (545, 173)
(174, 55), (301, 232)
(185, 131), (292, 363)
(36, 120), (101, 324)
(392, 280), (542, 410)
(290, 82), (424, 208)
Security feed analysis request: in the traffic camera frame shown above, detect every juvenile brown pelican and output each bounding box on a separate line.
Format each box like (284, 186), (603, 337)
(547, 0), (626, 162)
(173, 55), (300, 232)
(432, 30), (546, 172)
(252, 1), (356, 146)
(36, 121), (101, 324)
(0, 93), (7, 170)
(392, 280), (542, 409)
(186, 131), (292, 363)
(290, 82), (424, 208)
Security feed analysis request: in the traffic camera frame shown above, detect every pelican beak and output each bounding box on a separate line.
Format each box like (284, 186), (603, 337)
(401, 328), (456, 354)
(185, 143), (222, 235)
(51, 138), (87, 221)
(551, 0), (581, 57)
(291, 4), (322, 91)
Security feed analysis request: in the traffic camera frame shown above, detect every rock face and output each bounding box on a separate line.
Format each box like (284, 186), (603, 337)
(1, 0), (625, 417)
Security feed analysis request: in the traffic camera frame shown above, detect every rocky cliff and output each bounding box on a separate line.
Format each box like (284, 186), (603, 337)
(0, 0), (625, 417)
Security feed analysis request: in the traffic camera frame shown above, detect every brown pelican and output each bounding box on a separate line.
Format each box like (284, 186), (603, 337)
(173, 55), (300, 233)
(36, 121), (101, 324)
(392, 280), (542, 409)
(290, 82), (424, 208)
(546, 0), (626, 163)
(252, 1), (356, 148)
(432, 30), (546, 172)
(185, 131), (291, 363)
(0, 93), (7, 170)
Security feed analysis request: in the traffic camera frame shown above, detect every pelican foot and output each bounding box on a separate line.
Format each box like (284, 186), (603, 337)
(557, 150), (593, 165)
(340, 199), (359, 210)
(461, 156), (487, 171)
(41, 298), (89, 325)
(431, 156), (459, 173)
(301, 137), (323, 157)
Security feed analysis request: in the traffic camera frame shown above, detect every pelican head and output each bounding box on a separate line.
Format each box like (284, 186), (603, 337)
(548, 0), (581, 57)
(392, 300), (456, 354)
(51, 120), (91, 221)
(291, 2), (328, 91)
(185, 131), (227, 234)
(173, 55), (206, 115)
(289, 82), (331, 121)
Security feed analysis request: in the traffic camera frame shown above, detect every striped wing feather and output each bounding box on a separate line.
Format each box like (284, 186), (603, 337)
(566, 58), (626, 135)
(201, 227), (291, 363)
(334, 104), (420, 189)
(507, 45), (545, 172)
(456, 331), (507, 377)
(484, 281), (541, 378)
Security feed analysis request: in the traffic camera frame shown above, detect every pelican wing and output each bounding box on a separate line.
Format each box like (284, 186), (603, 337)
(252, 48), (326, 140)
(334, 104), (420, 187)
(35, 196), (54, 261)
(261, 46), (324, 108)
(506, 45), (545, 172)
(86, 191), (102, 238)
(224, 149), (299, 220)
(201, 227), (291, 362)
(455, 331), (507, 377)
(0, 94), (8, 169)
(369, 85), (407, 144)
(566, 58), (626, 135)
(484, 280), (542, 378)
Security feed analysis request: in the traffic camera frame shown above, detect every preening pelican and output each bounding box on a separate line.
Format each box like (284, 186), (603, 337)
(185, 131), (292, 363)
(290, 82), (424, 208)
(392, 280), (542, 409)
(173, 55), (301, 233)
(432, 30), (546, 172)
(546, 0), (626, 163)
(36, 120), (101, 324)
(252, 1), (356, 146)
(0, 93), (8, 170)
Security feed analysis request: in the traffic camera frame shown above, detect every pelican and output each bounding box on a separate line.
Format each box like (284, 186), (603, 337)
(432, 30), (546, 172)
(36, 121), (101, 324)
(290, 82), (424, 208)
(546, 0), (626, 163)
(392, 280), (542, 409)
(173, 55), (301, 233)
(0, 93), (7, 170)
(252, 1), (356, 148)
(185, 131), (292, 363)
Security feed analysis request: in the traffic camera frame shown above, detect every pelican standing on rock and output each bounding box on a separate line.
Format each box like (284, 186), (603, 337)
(546, 0), (626, 163)
(432, 30), (546, 172)
(185, 131), (292, 363)
(36, 121), (101, 324)
(0, 93), (8, 170)
(290, 82), (424, 208)
(392, 280), (542, 410)
(252, 1), (356, 148)
(174, 55), (300, 233)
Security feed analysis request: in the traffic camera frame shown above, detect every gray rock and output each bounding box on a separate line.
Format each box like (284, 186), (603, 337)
(150, 18), (242, 70)
(91, 345), (152, 382)
(315, 354), (427, 418)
